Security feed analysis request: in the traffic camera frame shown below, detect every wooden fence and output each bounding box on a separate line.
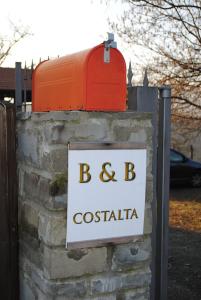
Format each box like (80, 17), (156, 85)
(0, 102), (18, 300)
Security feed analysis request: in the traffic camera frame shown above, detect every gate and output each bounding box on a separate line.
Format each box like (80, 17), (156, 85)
(0, 102), (18, 300)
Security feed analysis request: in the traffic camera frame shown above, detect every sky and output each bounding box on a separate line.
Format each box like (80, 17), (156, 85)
(1, 0), (129, 68)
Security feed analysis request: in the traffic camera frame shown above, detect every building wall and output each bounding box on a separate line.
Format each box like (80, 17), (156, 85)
(17, 111), (153, 300)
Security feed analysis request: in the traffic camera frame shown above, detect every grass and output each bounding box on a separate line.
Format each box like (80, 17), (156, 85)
(169, 200), (201, 233)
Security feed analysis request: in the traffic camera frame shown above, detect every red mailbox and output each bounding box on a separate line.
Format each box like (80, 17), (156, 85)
(32, 39), (126, 112)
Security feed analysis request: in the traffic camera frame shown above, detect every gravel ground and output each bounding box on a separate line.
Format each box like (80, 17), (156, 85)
(168, 188), (201, 300)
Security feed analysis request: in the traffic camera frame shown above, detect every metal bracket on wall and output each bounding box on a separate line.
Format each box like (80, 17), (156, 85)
(103, 32), (117, 63)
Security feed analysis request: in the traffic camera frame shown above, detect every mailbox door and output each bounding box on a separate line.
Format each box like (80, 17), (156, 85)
(86, 45), (126, 111)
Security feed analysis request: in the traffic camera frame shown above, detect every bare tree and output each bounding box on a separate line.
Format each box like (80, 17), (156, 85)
(108, 0), (201, 118)
(0, 21), (29, 66)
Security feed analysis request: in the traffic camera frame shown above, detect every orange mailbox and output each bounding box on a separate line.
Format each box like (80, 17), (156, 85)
(32, 35), (126, 112)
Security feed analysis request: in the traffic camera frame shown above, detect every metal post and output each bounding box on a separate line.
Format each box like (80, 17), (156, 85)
(127, 67), (159, 300)
(15, 62), (22, 110)
(156, 86), (171, 300)
(23, 62), (27, 111)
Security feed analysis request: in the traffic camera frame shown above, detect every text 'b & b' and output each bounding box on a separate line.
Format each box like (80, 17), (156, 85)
(79, 162), (136, 183)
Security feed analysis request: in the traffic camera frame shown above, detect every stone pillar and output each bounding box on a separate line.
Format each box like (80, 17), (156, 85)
(17, 111), (153, 300)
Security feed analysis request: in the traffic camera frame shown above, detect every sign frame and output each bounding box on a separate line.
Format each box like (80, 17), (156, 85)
(66, 142), (147, 249)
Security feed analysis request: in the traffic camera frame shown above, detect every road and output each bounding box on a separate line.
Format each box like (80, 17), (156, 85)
(168, 187), (201, 300)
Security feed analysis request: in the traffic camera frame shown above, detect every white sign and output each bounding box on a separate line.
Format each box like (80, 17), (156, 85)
(66, 144), (147, 247)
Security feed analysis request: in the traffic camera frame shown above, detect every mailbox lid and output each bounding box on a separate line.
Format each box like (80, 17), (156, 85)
(86, 44), (126, 111)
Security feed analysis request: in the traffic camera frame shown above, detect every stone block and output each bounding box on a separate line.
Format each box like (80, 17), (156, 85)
(23, 171), (65, 210)
(18, 131), (39, 165)
(20, 275), (36, 300)
(20, 201), (39, 238)
(121, 287), (149, 300)
(41, 147), (68, 173)
(43, 246), (108, 279)
(53, 280), (87, 299)
(20, 236), (43, 270)
(36, 288), (52, 300)
(111, 117), (151, 132)
(91, 268), (151, 295)
(145, 127), (153, 146)
(42, 117), (110, 145)
(22, 170), (67, 210)
(111, 237), (151, 271)
(88, 295), (116, 300)
(31, 111), (89, 123)
(21, 111), (151, 124)
(74, 118), (109, 140)
(91, 275), (120, 295)
(53, 194), (67, 210)
(43, 122), (76, 145)
(18, 168), (25, 197)
(20, 258), (88, 299)
(23, 171), (40, 199)
(129, 129), (147, 144)
(31, 266), (88, 298)
(17, 111), (31, 121)
(120, 269), (151, 291)
(145, 179), (153, 203)
(113, 124), (147, 142)
(38, 211), (66, 246)
(146, 148), (153, 178)
(24, 171), (50, 201)
(115, 127), (132, 141)
(50, 173), (67, 196)
(143, 206), (152, 234)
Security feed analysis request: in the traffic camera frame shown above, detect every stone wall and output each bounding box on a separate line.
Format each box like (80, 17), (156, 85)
(17, 111), (153, 300)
